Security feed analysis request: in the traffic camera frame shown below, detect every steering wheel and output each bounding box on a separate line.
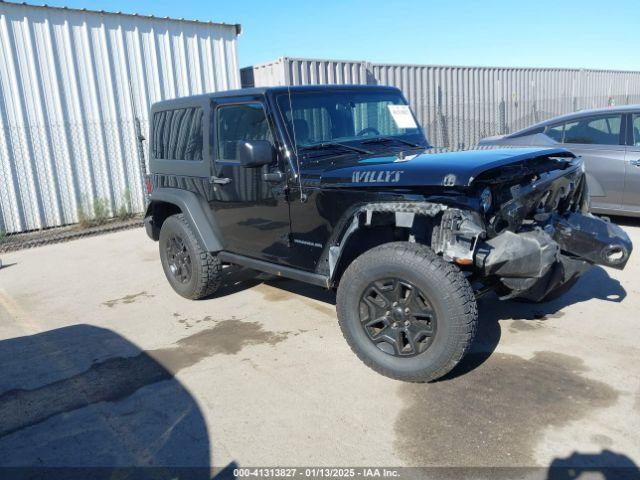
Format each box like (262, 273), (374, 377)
(356, 127), (380, 137)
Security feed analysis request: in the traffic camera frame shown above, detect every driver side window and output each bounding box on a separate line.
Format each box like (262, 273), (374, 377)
(216, 103), (274, 161)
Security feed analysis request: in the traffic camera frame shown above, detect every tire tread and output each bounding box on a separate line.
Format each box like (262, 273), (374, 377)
(162, 214), (222, 299)
(336, 241), (477, 382)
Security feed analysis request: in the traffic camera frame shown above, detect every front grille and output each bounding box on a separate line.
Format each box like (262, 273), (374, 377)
(489, 167), (587, 235)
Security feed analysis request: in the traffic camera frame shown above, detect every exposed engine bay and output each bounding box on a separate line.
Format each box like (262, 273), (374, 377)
(432, 154), (632, 301)
(318, 150), (631, 302)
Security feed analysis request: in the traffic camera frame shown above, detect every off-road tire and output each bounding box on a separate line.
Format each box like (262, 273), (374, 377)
(159, 214), (222, 300)
(336, 242), (478, 382)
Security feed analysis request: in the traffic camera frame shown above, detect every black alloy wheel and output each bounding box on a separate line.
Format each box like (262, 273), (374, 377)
(359, 278), (437, 357)
(165, 234), (192, 284)
(158, 214), (222, 300)
(336, 242), (478, 382)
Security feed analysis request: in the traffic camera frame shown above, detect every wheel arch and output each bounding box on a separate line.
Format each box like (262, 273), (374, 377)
(145, 188), (224, 252)
(325, 202), (449, 287)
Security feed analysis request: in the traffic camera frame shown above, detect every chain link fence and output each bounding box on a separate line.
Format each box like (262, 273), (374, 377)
(0, 119), (148, 251)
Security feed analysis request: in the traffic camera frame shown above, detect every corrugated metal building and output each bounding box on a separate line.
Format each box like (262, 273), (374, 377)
(0, 1), (240, 234)
(242, 57), (640, 150)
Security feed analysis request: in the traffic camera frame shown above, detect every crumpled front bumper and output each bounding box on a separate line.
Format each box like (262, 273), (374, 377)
(474, 212), (632, 301)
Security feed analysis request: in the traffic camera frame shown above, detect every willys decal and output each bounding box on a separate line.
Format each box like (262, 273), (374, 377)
(352, 170), (404, 183)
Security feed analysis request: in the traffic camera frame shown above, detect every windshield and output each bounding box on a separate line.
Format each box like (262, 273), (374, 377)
(276, 90), (428, 156)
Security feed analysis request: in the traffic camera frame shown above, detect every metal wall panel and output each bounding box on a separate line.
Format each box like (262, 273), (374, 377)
(242, 57), (370, 88)
(0, 2), (240, 233)
(371, 64), (640, 149)
(245, 57), (640, 151)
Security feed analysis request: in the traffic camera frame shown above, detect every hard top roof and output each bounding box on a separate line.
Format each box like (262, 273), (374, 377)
(151, 84), (403, 109)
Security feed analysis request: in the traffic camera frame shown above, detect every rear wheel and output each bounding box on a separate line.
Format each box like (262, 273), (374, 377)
(159, 214), (222, 299)
(336, 242), (478, 382)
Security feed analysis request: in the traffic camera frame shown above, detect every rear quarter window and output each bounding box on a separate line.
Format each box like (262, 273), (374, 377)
(510, 126), (544, 138)
(152, 107), (204, 160)
(544, 124), (564, 142)
(564, 115), (621, 145)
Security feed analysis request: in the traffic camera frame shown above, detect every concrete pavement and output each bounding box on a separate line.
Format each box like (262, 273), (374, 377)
(0, 224), (638, 470)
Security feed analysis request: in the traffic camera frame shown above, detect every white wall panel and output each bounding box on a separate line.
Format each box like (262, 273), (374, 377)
(243, 57), (640, 151)
(0, 1), (240, 233)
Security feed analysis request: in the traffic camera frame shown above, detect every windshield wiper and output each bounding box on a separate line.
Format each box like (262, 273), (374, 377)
(299, 142), (373, 155)
(360, 136), (427, 148)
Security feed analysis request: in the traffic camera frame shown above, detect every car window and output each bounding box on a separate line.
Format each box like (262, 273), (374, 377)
(152, 107), (203, 160)
(282, 100), (405, 146)
(216, 103), (274, 161)
(545, 124), (564, 142)
(283, 104), (333, 146)
(511, 126), (544, 138)
(564, 115), (622, 145)
(633, 115), (640, 147)
(277, 90), (424, 150)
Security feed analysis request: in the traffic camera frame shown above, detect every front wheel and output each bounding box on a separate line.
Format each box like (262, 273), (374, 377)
(336, 242), (478, 382)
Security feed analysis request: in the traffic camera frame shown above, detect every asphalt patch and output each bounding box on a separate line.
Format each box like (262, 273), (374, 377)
(394, 351), (619, 466)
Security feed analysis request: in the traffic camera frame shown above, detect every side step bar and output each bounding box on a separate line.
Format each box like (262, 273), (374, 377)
(218, 252), (331, 288)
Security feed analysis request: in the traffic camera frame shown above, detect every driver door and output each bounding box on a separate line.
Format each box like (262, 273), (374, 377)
(209, 97), (292, 262)
(623, 113), (640, 213)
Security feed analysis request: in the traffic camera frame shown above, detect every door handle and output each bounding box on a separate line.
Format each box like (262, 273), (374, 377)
(210, 176), (231, 184)
(630, 159), (640, 167)
(263, 171), (284, 182)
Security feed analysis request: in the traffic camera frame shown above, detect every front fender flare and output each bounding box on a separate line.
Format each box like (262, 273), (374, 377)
(319, 201), (449, 281)
(147, 188), (224, 252)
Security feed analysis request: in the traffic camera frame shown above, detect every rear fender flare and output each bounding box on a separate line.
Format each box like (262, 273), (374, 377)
(147, 188), (224, 252)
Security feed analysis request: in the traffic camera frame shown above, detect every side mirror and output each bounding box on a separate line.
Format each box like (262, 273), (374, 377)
(236, 140), (275, 168)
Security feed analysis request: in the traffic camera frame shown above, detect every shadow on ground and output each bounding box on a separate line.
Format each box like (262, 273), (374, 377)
(0, 324), (236, 479)
(206, 265), (336, 305)
(547, 449), (639, 479)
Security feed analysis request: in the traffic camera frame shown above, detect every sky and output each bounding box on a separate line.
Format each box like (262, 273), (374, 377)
(18, 0), (639, 71)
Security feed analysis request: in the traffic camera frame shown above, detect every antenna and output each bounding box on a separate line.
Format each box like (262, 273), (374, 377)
(287, 85), (307, 202)
(125, 74), (149, 208)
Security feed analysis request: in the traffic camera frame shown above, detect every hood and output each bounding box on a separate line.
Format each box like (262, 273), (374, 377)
(316, 147), (576, 188)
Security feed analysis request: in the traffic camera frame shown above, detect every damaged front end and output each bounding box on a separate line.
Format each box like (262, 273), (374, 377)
(433, 154), (633, 302)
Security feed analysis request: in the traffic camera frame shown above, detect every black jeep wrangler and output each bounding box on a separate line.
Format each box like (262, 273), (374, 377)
(144, 85), (632, 382)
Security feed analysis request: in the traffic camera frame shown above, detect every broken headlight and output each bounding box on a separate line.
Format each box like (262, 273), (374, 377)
(480, 187), (493, 213)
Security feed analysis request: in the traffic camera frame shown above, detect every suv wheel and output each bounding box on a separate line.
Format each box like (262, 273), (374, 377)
(159, 214), (222, 299)
(336, 242), (477, 382)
